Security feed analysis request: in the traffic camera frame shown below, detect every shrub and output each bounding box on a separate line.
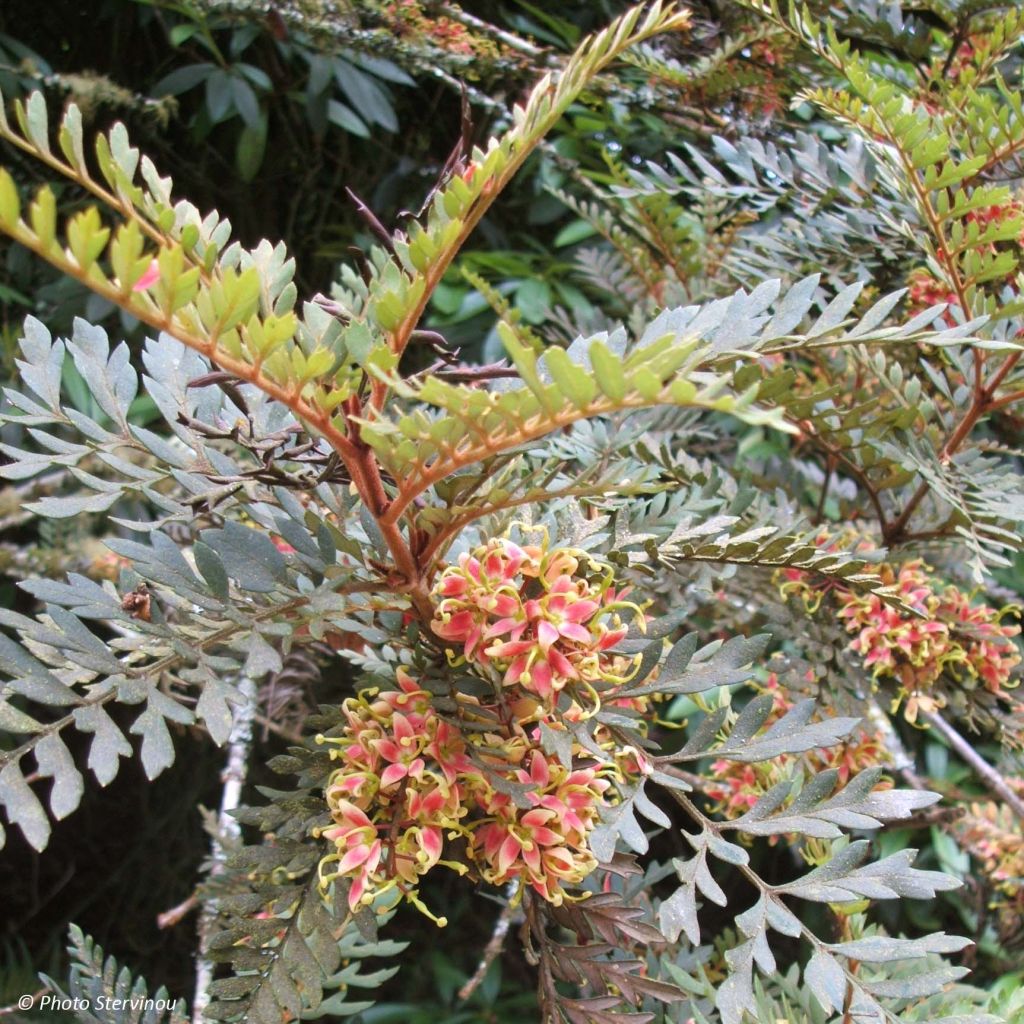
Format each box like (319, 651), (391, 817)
(0, 2), (1022, 1022)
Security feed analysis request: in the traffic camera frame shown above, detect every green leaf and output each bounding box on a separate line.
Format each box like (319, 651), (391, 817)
(543, 345), (597, 408)
(515, 279), (551, 323)
(231, 76), (262, 129)
(34, 733), (83, 820)
(193, 541), (230, 600)
(73, 705), (131, 786)
(24, 492), (119, 518)
(0, 168), (20, 226)
(554, 218), (598, 247)
(153, 62), (215, 95)
(201, 521), (287, 593)
(0, 699), (41, 734)
(334, 60), (396, 132)
(236, 113), (268, 183)
(244, 634), (283, 678)
(205, 70), (235, 122)
(0, 762), (50, 850)
(23, 91), (51, 155)
(805, 949), (846, 1013)
(589, 339), (626, 401)
(327, 99), (368, 138)
(828, 934), (972, 963)
(195, 674), (241, 747)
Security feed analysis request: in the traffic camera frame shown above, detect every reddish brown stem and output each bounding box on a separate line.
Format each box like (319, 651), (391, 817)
(886, 349), (1021, 543)
(987, 386), (1024, 412)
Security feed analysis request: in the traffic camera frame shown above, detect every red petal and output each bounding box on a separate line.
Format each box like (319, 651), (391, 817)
(348, 874), (366, 910)
(338, 844), (372, 874)
(498, 833), (522, 875)
(132, 259), (160, 292)
(380, 762), (408, 787)
(558, 622), (592, 644)
(537, 620), (559, 650)
(419, 826), (443, 861)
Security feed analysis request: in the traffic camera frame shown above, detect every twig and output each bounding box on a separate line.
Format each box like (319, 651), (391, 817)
(458, 880), (520, 1001)
(253, 713), (304, 745)
(939, 20), (968, 80)
(798, 424), (890, 533)
(664, 787), (906, 1024)
(417, 359), (521, 384)
(157, 894), (200, 930)
(886, 350), (1021, 543)
(893, 805), (966, 829)
(345, 187), (395, 253)
(0, 989), (47, 1016)
(988, 385), (1024, 412)
(923, 710), (1024, 821)
(437, 4), (552, 61)
(815, 458), (834, 525)
(192, 675), (259, 1024)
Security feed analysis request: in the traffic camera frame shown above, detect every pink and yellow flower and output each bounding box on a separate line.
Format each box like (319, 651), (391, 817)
(321, 800), (383, 910)
(318, 669), (471, 915)
(463, 750), (610, 904)
(431, 537), (641, 702)
(319, 665), (620, 915)
(778, 552), (1021, 721)
(320, 540), (658, 920)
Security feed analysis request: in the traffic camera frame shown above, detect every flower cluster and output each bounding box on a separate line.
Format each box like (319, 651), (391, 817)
(938, 583), (1023, 694)
(318, 538), (657, 920)
(954, 787), (1024, 947)
(466, 749), (610, 903)
(382, 0), (499, 58)
(839, 561), (954, 698)
(318, 668), (613, 920)
(705, 674), (890, 826)
(318, 670), (469, 920)
(837, 560), (1021, 720)
(430, 536), (641, 705)
(779, 550), (1021, 722)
